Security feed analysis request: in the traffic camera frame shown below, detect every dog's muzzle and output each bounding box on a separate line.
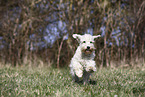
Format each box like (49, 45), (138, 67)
(84, 46), (95, 54)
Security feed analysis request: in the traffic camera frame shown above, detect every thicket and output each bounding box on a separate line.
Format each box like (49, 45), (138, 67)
(0, 0), (144, 67)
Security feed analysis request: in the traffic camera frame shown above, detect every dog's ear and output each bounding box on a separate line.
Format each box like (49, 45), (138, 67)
(93, 35), (101, 39)
(72, 34), (82, 41)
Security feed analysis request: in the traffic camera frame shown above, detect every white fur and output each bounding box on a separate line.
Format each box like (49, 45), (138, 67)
(70, 34), (101, 84)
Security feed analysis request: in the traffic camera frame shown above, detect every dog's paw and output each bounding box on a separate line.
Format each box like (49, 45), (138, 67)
(75, 71), (83, 78)
(88, 69), (94, 73)
(86, 66), (96, 73)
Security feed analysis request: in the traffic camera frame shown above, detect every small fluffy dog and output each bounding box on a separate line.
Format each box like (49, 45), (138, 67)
(70, 34), (101, 84)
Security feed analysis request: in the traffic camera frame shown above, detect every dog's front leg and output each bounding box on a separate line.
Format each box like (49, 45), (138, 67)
(75, 68), (83, 80)
(72, 62), (83, 82)
(85, 60), (96, 72)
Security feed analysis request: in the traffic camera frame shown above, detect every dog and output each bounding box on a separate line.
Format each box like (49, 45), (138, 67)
(69, 34), (101, 84)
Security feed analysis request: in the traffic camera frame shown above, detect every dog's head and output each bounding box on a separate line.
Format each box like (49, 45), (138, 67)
(73, 34), (101, 54)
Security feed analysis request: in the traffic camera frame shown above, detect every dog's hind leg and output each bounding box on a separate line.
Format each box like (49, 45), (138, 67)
(83, 71), (90, 85)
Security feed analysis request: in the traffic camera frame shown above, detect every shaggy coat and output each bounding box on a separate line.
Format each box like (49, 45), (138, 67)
(70, 34), (101, 84)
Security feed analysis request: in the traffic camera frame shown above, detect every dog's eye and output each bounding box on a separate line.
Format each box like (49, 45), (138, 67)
(90, 41), (93, 43)
(83, 41), (86, 43)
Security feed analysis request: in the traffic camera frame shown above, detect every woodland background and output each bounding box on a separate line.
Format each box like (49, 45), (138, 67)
(0, 0), (144, 68)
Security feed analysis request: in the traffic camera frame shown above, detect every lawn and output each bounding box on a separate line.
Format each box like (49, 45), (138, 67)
(0, 65), (145, 97)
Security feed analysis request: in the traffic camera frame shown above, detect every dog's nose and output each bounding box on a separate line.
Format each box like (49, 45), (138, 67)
(87, 46), (90, 49)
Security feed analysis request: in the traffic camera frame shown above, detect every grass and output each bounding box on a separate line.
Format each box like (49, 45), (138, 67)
(0, 65), (145, 97)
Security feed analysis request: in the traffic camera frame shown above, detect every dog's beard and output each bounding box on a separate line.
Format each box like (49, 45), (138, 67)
(82, 48), (94, 54)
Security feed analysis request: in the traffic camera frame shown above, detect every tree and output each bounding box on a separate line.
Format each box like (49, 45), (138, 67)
(0, 0), (144, 67)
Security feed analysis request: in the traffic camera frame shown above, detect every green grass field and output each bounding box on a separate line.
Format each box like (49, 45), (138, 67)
(0, 65), (145, 97)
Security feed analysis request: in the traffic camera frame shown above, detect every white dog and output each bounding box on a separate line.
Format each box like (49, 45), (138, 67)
(70, 34), (101, 84)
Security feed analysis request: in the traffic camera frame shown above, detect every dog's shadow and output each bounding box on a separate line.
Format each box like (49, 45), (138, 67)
(89, 80), (97, 85)
(75, 80), (97, 85)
